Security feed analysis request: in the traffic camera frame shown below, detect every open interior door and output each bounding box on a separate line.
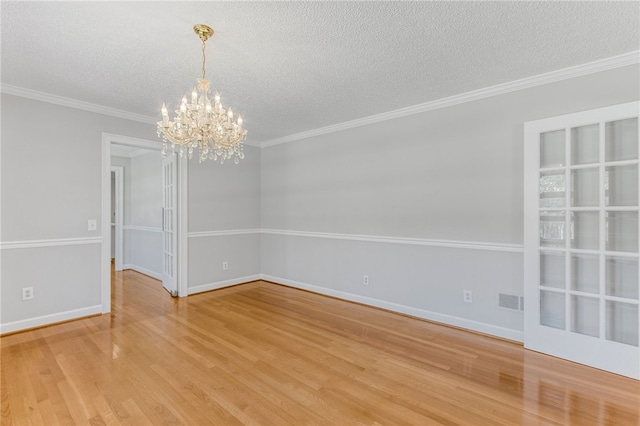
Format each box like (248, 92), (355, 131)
(162, 153), (178, 296)
(524, 101), (639, 379)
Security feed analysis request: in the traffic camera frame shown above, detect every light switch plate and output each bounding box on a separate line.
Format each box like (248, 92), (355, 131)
(88, 220), (97, 231)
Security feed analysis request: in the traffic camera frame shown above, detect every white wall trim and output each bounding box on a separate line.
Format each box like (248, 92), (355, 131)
(188, 274), (262, 295)
(124, 225), (163, 233)
(0, 305), (102, 335)
(0, 84), (156, 125)
(261, 275), (524, 342)
(123, 264), (163, 281)
(259, 51), (640, 148)
(188, 229), (262, 238)
(104, 133), (163, 151)
(261, 229), (524, 253)
(111, 145), (156, 158)
(186, 228), (522, 252)
(0, 237), (102, 250)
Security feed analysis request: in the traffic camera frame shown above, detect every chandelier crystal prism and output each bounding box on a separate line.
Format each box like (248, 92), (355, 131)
(157, 24), (247, 164)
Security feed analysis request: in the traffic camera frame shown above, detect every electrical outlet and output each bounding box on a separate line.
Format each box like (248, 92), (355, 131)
(22, 287), (34, 301)
(222, 261), (229, 270)
(363, 275), (369, 286)
(463, 290), (472, 303)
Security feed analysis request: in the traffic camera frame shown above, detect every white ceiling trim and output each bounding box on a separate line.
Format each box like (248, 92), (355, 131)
(0, 83), (157, 125)
(260, 50), (640, 148)
(0, 83), (262, 147)
(2, 50), (638, 150)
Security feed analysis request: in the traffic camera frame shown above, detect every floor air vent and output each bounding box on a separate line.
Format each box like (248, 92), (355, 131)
(499, 293), (524, 311)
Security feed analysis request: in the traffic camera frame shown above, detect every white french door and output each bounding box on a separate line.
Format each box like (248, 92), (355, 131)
(524, 101), (639, 379)
(162, 153), (178, 296)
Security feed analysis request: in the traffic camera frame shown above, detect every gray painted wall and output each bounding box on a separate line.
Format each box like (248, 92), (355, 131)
(0, 95), (152, 327)
(0, 94), (261, 330)
(111, 155), (131, 223)
(187, 145), (261, 292)
(112, 151), (163, 278)
(111, 172), (115, 257)
(1, 64), (638, 338)
(111, 156), (131, 260)
(128, 151), (163, 277)
(260, 64), (640, 339)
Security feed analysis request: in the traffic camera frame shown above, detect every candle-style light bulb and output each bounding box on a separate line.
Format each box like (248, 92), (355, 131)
(191, 88), (198, 105)
(237, 115), (243, 127)
(180, 98), (187, 121)
(227, 108), (233, 120)
(161, 103), (169, 126)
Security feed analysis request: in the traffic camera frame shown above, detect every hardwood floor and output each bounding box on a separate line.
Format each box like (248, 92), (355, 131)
(2, 270), (639, 425)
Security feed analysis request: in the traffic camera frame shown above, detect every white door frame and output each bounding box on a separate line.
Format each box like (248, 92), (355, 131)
(111, 166), (124, 271)
(101, 133), (189, 313)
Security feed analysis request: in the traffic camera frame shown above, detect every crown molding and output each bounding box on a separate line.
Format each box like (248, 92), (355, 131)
(0, 83), (157, 124)
(0, 83), (262, 147)
(260, 51), (640, 148)
(3, 51), (638, 149)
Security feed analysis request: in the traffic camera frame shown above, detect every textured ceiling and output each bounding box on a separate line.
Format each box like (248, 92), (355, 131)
(1, 1), (638, 144)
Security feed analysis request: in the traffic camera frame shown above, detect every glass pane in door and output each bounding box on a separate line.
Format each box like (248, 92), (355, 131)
(606, 211), (639, 253)
(605, 164), (638, 206)
(571, 168), (599, 207)
(540, 171), (566, 208)
(541, 290), (565, 330)
(605, 118), (638, 162)
(571, 211), (599, 250)
(606, 301), (639, 346)
(541, 130), (566, 168)
(605, 256), (639, 299)
(570, 254), (599, 294)
(540, 251), (565, 289)
(571, 124), (600, 165)
(540, 211), (566, 247)
(571, 295), (599, 337)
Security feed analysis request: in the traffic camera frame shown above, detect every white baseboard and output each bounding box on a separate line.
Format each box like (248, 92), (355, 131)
(188, 274), (262, 295)
(123, 264), (162, 281)
(260, 274), (524, 343)
(0, 305), (102, 335)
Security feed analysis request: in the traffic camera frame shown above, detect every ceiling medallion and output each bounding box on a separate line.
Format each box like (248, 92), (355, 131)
(157, 24), (247, 164)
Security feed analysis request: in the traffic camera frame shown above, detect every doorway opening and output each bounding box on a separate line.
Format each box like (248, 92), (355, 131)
(101, 133), (188, 314)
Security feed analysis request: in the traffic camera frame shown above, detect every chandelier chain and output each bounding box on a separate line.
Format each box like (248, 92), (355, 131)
(201, 40), (206, 80)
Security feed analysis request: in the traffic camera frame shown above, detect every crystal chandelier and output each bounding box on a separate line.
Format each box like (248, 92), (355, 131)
(157, 24), (247, 164)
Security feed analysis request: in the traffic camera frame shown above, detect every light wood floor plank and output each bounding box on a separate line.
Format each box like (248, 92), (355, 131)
(2, 269), (640, 425)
